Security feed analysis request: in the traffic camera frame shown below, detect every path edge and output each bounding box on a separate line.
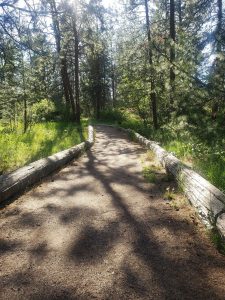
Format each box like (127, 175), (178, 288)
(96, 124), (225, 241)
(0, 125), (94, 203)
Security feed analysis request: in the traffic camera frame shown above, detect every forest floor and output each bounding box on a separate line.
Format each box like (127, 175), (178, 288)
(1, 126), (225, 299)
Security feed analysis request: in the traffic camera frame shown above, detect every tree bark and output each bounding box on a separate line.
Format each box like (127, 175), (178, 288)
(21, 52), (28, 133)
(112, 63), (116, 107)
(169, 0), (176, 111)
(73, 16), (81, 124)
(211, 0), (222, 119)
(60, 58), (72, 107)
(217, 0), (222, 53)
(178, 0), (182, 27)
(144, 0), (158, 130)
(96, 55), (101, 120)
(23, 96), (28, 133)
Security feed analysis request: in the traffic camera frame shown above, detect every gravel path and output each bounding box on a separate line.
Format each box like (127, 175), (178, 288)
(1, 126), (225, 300)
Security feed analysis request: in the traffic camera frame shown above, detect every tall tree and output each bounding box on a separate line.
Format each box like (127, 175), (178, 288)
(73, 8), (81, 123)
(169, 0), (175, 112)
(48, 0), (77, 121)
(144, 0), (158, 129)
(211, 0), (224, 119)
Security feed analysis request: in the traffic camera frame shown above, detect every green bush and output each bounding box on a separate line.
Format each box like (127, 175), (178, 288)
(97, 108), (150, 136)
(99, 109), (125, 124)
(31, 99), (56, 122)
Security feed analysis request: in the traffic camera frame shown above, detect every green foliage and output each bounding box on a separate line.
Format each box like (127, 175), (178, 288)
(127, 129), (136, 141)
(158, 132), (225, 193)
(0, 121), (87, 174)
(164, 187), (176, 201)
(31, 99), (57, 122)
(142, 166), (157, 183)
(95, 108), (151, 137)
(98, 109), (125, 124)
(209, 228), (225, 255)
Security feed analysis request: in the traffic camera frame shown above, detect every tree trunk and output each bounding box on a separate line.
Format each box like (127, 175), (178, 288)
(96, 61), (101, 120)
(21, 53), (28, 133)
(112, 63), (116, 107)
(61, 58), (71, 107)
(169, 0), (176, 112)
(96, 98), (100, 120)
(23, 97), (28, 133)
(63, 57), (76, 120)
(211, 0), (222, 119)
(178, 0), (182, 27)
(73, 16), (81, 124)
(144, 0), (158, 130)
(48, 0), (76, 121)
(217, 0), (222, 53)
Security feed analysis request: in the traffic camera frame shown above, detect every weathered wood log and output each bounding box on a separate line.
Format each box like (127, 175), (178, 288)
(216, 213), (225, 242)
(0, 125), (94, 203)
(130, 130), (225, 226)
(105, 125), (225, 234)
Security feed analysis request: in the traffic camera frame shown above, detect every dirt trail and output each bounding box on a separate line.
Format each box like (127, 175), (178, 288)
(1, 126), (225, 300)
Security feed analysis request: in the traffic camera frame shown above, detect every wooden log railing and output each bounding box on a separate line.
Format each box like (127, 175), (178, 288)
(116, 126), (225, 240)
(0, 125), (94, 203)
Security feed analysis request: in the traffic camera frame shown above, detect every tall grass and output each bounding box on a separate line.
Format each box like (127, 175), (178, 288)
(153, 135), (225, 193)
(0, 121), (87, 174)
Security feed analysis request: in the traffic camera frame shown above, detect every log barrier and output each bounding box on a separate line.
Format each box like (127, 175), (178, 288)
(0, 125), (94, 203)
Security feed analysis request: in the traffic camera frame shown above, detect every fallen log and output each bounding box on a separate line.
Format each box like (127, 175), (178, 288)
(102, 124), (225, 239)
(0, 125), (94, 203)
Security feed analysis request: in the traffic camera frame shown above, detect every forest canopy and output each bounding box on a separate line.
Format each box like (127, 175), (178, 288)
(0, 0), (224, 127)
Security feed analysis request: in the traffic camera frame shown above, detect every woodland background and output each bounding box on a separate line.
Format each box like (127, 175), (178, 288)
(0, 0), (224, 191)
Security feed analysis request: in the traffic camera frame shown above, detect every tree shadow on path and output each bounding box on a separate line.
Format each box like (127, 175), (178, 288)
(76, 127), (225, 299)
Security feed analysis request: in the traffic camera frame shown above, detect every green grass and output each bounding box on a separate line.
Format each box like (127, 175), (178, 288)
(142, 166), (157, 183)
(0, 120), (88, 174)
(163, 187), (176, 201)
(209, 228), (225, 255)
(162, 138), (225, 193)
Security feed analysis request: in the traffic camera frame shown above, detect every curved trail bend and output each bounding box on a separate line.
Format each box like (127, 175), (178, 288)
(1, 126), (225, 299)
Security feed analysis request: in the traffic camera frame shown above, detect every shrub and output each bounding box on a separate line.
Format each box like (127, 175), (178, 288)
(99, 109), (125, 124)
(31, 99), (56, 122)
